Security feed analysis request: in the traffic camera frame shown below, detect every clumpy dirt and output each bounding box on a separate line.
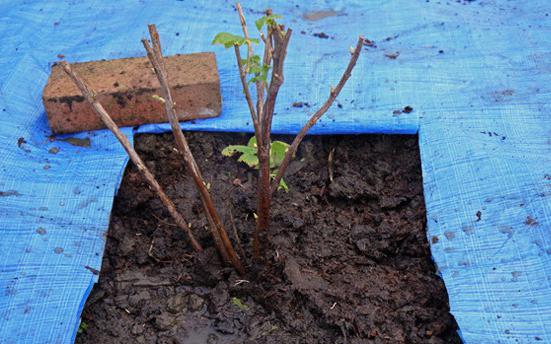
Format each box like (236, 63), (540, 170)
(76, 132), (460, 344)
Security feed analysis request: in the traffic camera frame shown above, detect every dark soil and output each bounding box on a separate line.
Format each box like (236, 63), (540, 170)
(76, 132), (460, 344)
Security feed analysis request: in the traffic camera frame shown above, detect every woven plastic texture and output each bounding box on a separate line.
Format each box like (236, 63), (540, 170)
(0, 1), (549, 343)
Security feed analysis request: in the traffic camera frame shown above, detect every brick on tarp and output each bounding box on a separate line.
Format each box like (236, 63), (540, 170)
(43, 52), (222, 134)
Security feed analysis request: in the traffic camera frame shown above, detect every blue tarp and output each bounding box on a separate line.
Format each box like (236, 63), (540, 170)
(0, 1), (549, 343)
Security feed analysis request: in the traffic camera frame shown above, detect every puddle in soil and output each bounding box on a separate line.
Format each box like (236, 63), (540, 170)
(178, 313), (242, 344)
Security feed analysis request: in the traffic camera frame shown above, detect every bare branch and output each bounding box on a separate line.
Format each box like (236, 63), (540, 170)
(271, 36), (365, 193)
(234, 45), (261, 145)
(236, 3), (253, 65)
(235, 3), (266, 145)
(256, 27), (272, 128)
(59, 61), (203, 252)
(148, 24), (162, 58)
(262, 28), (292, 141)
(143, 25), (244, 274)
(261, 29), (273, 73)
(254, 10), (274, 128)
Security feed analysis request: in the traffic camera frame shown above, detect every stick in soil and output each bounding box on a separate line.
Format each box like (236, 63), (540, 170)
(142, 25), (244, 275)
(59, 61), (203, 252)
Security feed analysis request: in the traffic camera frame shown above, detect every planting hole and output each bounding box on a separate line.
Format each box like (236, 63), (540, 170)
(77, 132), (460, 344)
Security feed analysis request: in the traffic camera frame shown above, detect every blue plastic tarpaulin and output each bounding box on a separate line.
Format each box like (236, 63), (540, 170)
(0, 1), (549, 343)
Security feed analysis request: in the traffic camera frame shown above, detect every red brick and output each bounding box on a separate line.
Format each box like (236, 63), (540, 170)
(43, 53), (221, 134)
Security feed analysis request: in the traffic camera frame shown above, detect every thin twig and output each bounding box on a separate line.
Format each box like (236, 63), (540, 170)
(263, 28), (292, 141)
(256, 23), (273, 130)
(271, 36), (365, 193)
(328, 147), (335, 182)
(148, 239), (161, 263)
(234, 45), (261, 144)
(151, 212), (178, 227)
(260, 25), (273, 79)
(59, 61), (202, 252)
(234, 4), (265, 146)
(236, 3), (253, 67)
(233, 279), (250, 286)
(236, 4), (270, 127)
(142, 25), (244, 275)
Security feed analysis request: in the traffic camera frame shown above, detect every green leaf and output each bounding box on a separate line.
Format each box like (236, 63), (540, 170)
(255, 16), (268, 31)
(278, 177), (289, 192)
(242, 54), (260, 73)
(222, 137), (288, 173)
(241, 55), (270, 85)
(237, 152), (259, 168)
(270, 140), (289, 168)
(77, 321), (89, 335)
(212, 32), (259, 48)
(271, 173), (289, 192)
(249, 64), (270, 84)
(151, 94), (165, 103)
(231, 297), (249, 311)
(222, 144), (258, 168)
(222, 144), (255, 156)
(247, 136), (257, 148)
(255, 14), (282, 31)
(250, 55), (261, 64)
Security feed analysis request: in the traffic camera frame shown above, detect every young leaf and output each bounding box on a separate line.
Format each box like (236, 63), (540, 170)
(222, 144), (256, 157)
(238, 152), (259, 168)
(278, 177), (289, 192)
(151, 94), (165, 103)
(270, 172), (289, 192)
(255, 16), (268, 31)
(212, 32), (259, 48)
(270, 140), (290, 168)
(231, 297), (249, 311)
(77, 321), (89, 335)
(222, 137), (288, 173)
(248, 55), (261, 73)
(249, 64), (270, 84)
(255, 14), (282, 31)
(247, 136), (257, 148)
(222, 144), (258, 168)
